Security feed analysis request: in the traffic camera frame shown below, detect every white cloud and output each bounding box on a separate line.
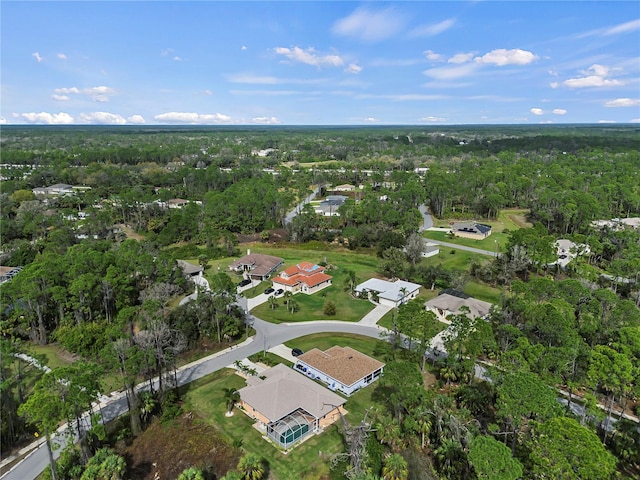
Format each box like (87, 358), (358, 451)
(241, 45), (247, 51)
(57, 53), (67, 60)
(552, 109), (567, 115)
(154, 112), (233, 124)
(78, 112), (127, 125)
(410, 18), (456, 37)
(597, 120), (617, 124)
(630, 118), (640, 123)
(605, 19), (640, 35)
(604, 98), (640, 107)
(53, 86), (116, 102)
(423, 63), (478, 80)
(474, 49), (538, 66)
(550, 82), (559, 89)
(344, 63), (362, 74)
(424, 50), (444, 61)
(275, 46), (344, 68)
(32, 52), (43, 62)
(448, 53), (474, 64)
(363, 117), (378, 123)
(332, 7), (407, 42)
(251, 116), (281, 125)
(161, 48), (174, 56)
(202, 90), (213, 96)
(18, 112), (74, 124)
(420, 116), (446, 122)
(0, 117), (6, 124)
(563, 64), (625, 88)
(51, 94), (70, 101)
(530, 108), (544, 115)
(127, 115), (146, 124)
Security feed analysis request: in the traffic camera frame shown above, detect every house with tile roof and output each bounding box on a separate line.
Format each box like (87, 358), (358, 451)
(294, 346), (385, 396)
(237, 364), (346, 449)
(228, 250), (284, 281)
(272, 261), (332, 294)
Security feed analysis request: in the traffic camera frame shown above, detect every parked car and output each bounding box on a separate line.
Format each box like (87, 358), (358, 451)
(291, 348), (304, 357)
(264, 287), (275, 295)
(238, 279), (251, 287)
(275, 289), (284, 296)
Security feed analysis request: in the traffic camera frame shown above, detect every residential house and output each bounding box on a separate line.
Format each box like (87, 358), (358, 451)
(551, 239), (591, 268)
(0, 266), (22, 284)
(450, 222), (492, 240)
(423, 242), (440, 258)
(272, 261), (332, 294)
(176, 260), (203, 278)
(237, 364), (346, 449)
(228, 251), (284, 281)
(294, 346), (385, 396)
(425, 290), (493, 323)
(314, 195), (347, 217)
(355, 278), (421, 308)
(333, 184), (355, 192)
(167, 198), (190, 209)
(32, 183), (74, 196)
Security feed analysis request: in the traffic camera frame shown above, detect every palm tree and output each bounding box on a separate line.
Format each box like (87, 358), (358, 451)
(221, 471), (243, 480)
(434, 438), (467, 478)
(283, 290), (292, 309)
(381, 453), (408, 480)
(289, 299), (299, 314)
(223, 387), (240, 414)
(268, 295), (276, 310)
(237, 453), (265, 480)
(343, 269), (359, 296)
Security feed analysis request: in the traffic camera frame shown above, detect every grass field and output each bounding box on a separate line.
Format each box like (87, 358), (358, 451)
(425, 208), (532, 253)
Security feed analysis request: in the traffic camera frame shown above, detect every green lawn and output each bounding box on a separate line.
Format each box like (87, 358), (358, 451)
(28, 343), (76, 370)
(284, 333), (389, 360)
(184, 369), (345, 480)
(422, 230), (507, 254)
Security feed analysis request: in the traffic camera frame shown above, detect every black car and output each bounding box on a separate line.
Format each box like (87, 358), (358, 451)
(264, 287), (275, 295)
(238, 279), (251, 287)
(291, 348), (304, 357)
(275, 289), (284, 296)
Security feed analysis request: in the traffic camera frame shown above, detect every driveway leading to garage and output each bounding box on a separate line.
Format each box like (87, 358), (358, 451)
(357, 304), (392, 327)
(247, 292), (271, 310)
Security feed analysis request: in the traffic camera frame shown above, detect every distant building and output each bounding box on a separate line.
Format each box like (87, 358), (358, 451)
(314, 195), (347, 217)
(550, 239), (590, 268)
(228, 251), (284, 281)
(0, 266), (23, 284)
(425, 290), (493, 322)
(32, 183), (74, 196)
(176, 260), (203, 278)
(272, 261), (332, 295)
(355, 278), (421, 308)
(294, 346), (385, 396)
(450, 221), (492, 240)
(333, 184), (355, 192)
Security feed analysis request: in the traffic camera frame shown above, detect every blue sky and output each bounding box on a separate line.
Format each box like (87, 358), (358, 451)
(2, 1), (639, 125)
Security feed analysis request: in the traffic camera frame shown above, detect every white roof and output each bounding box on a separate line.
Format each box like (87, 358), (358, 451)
(425, 293), (493, 319)
(355, 278), (421, 302)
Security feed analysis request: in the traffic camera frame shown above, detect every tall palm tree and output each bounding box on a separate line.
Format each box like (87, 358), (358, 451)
(381, 453), (408, 480)
(343, 269), (359, 295)
(237, 453), (265, 480)
(223, 387), (240, 414)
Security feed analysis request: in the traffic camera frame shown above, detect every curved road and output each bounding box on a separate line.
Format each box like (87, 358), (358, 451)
(1, 313), (384, 480)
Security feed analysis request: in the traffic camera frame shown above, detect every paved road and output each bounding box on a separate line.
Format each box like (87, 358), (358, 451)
(283, 186), (320, 225)
(418, 204), (434, 231)
(423, 239), (497, 257)
(1, 313), (383, 480)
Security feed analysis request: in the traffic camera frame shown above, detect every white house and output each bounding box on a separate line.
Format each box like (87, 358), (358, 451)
(425, 291), (493, 323)
(355, 278), (421, 308)
(294, 346), (385, 396)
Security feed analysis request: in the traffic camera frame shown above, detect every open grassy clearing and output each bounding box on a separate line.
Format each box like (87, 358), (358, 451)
(422, 230), (508, 253)
(284, 333), (389, 360)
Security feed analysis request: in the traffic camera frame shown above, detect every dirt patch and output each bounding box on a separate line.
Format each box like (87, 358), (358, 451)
(423, 371), (438, 389)
(236, 229), (289, 244)
(119, 413), (241, 480)
(115, 224), (145, 241)
(504, 212), (533, 229)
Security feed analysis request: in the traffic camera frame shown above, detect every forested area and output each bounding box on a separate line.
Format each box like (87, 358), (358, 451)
(1, 125), (639, 480)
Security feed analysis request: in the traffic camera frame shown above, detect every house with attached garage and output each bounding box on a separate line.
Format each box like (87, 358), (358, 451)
(424, 290), (493, 322)
(354, 278), (421, 308)
(228, 250), (284, 281)
(450, 221), (492, 240)
(294, 346), (385, 396)
(272, 261), (332, 294)
(237, 364), (346, 450)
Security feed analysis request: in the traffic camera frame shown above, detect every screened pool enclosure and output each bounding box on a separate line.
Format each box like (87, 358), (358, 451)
(266, 408), (315, 449)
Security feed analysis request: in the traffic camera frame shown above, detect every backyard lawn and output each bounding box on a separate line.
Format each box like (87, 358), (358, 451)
(185, 369), (345, 480)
